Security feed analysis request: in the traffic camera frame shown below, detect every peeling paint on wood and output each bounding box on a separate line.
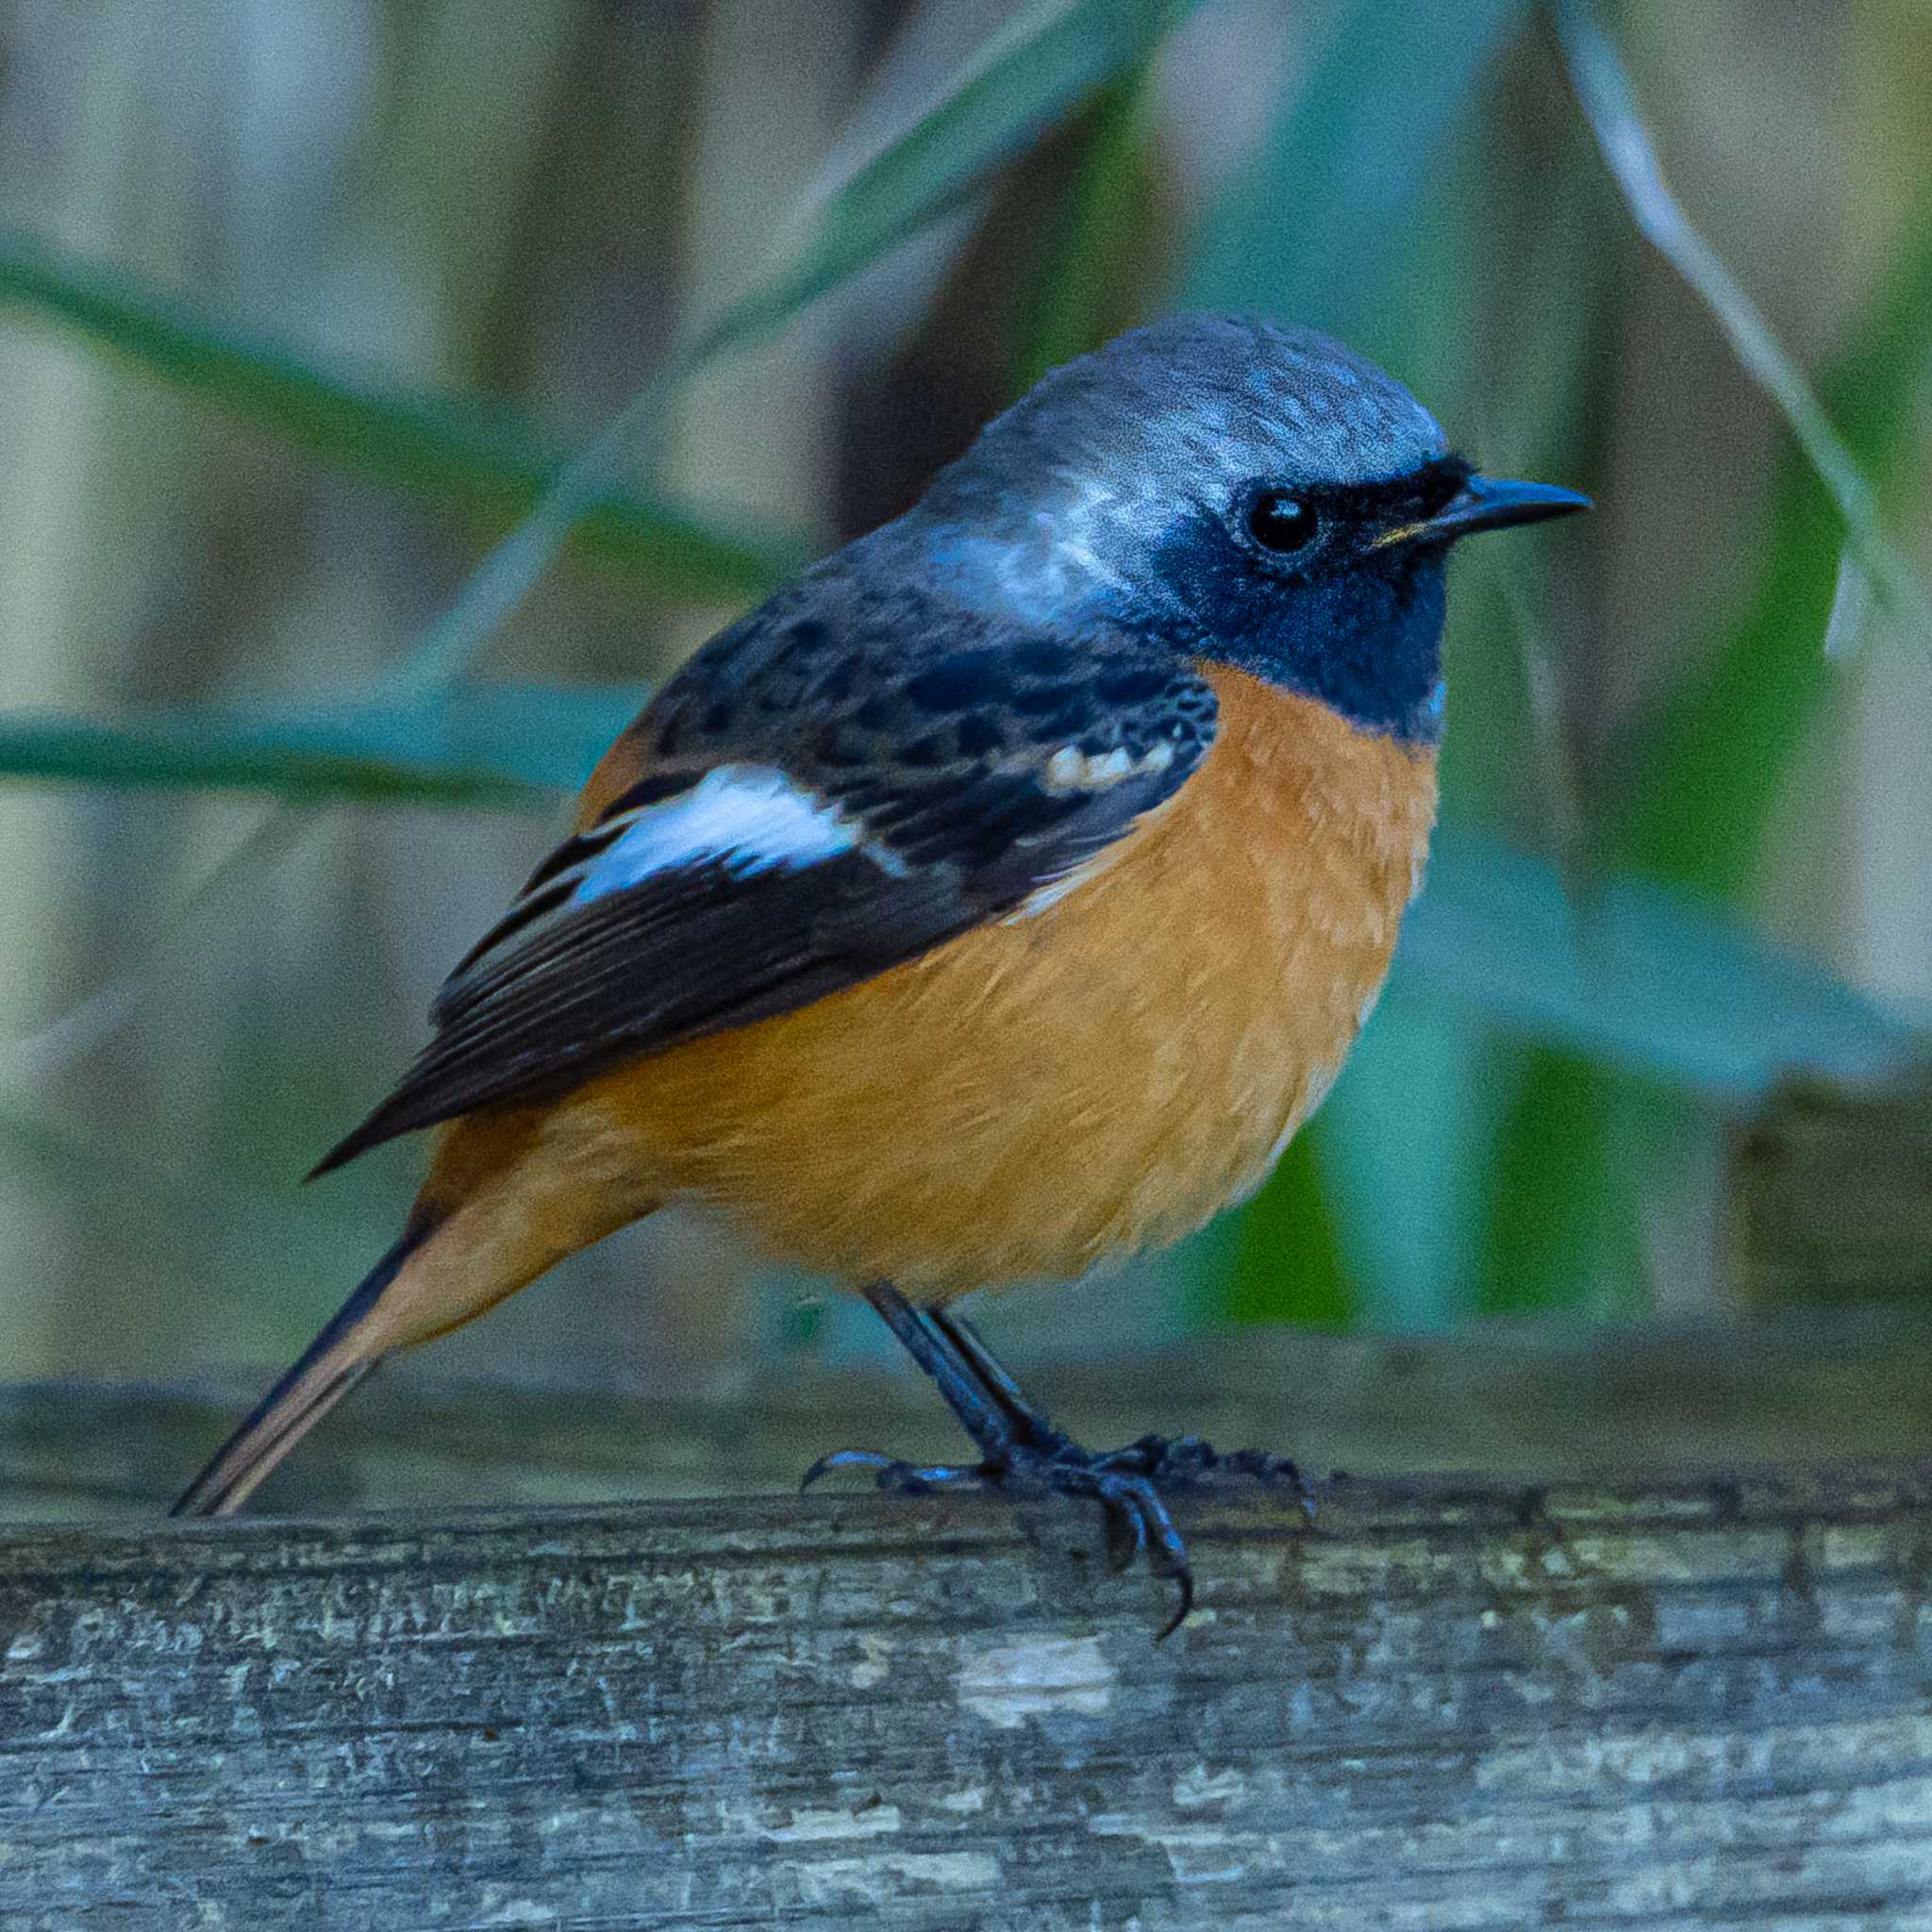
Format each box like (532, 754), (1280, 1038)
(956, 1632), (1117, 1727)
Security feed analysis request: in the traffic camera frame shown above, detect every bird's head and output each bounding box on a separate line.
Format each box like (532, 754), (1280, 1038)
(907, 312), (1587, 745)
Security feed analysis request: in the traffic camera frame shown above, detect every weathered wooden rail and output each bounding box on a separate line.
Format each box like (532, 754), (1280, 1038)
(5, 1315), (1932, 1928)
(3, 1078), (1929, 1927)
(8, 1448), (1932, 1929)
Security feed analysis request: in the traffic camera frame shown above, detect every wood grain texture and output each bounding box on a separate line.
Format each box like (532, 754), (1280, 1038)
(13, 1292), (1932, 1925)
(6, 1463), (1932, 1929)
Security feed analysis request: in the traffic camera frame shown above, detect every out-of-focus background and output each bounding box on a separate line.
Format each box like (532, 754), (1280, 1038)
(0, 0), (1926, 1411)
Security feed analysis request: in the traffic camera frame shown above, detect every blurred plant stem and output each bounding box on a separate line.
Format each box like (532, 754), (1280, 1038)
(1611, 192), (1932, 894)
(1556, 0), (1932, 660)
(1475, 167), (1932, 1319)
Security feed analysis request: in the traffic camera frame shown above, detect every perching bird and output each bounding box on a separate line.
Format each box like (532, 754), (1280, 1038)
(173, 313), (1585, 1631)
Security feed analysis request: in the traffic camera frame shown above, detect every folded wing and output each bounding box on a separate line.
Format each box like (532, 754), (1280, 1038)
(312, 594), (1216, 1174)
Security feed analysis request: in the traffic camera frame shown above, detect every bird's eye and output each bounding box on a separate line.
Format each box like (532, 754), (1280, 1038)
(1246, 491), (1319, 555)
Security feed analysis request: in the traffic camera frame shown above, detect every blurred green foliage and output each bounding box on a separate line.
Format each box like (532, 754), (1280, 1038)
(0, 232), (805, 605)
(0, 0), (1925, 1384)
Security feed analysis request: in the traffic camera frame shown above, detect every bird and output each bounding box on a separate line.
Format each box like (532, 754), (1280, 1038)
(172, 312), (1586, 1633)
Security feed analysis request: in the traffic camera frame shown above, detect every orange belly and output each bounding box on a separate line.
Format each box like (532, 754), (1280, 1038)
(425, 669), (1438, 1301)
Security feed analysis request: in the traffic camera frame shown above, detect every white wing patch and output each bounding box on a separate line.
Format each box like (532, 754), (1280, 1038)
(445, 763), (902, 990)
(572, 765), (859, 904)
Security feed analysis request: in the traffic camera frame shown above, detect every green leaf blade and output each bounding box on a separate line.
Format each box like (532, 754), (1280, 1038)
(0, 231), (806, 604)
(0, 685), (645, 808)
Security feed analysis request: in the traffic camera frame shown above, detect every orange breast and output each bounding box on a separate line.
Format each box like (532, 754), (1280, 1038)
(460, 666), (1438, 1300)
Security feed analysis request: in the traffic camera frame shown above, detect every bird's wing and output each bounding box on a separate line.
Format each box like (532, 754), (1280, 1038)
(311, 593), (1216, 1173)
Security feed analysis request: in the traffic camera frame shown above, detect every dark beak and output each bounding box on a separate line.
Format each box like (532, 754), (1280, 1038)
(1413, 474), (1591, 545)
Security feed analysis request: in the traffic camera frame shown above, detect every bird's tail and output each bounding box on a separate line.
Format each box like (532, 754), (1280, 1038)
(170, 1224), (429, 1519)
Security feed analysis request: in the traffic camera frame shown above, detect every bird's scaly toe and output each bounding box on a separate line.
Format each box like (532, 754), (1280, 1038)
(1088, 1432), (1318, 1522)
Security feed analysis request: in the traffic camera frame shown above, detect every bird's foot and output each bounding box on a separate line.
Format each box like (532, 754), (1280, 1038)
(804, 1426), (1314, 1641)
(807, 1289), (1314, 1639)
(1085, 1431), (1318, 1515)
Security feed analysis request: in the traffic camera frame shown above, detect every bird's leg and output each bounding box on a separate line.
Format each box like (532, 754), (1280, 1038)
(799, 1284), (1062, 1491)
(802, 1283), (1314, 1640)
(929, 1303), (1315, 1514)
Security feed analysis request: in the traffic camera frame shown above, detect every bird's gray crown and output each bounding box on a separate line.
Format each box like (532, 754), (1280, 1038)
(904, 313), (1448, 622)
(934, 313), (1444, 507)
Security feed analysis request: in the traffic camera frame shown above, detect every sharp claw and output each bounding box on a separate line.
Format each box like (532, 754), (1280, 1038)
(1156, 1566), (1195, 1643)
(806, 1448), (1014, 1497)
(801, 1447), (894, 1490)
(803, 1446), (919, 1489)
(801, 1426), (1307, 1639)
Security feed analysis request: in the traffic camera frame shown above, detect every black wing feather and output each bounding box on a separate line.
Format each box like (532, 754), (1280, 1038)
(312, 584), (1215, 1176)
